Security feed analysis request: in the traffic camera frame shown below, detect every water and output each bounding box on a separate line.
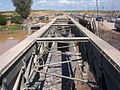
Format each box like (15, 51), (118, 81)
(0, 30), (29, 56)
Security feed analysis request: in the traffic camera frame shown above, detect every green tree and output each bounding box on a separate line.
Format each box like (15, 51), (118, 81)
(0, 15), (8, 25)
(10, 16), (22, 24)
(12, 0), (32, 21)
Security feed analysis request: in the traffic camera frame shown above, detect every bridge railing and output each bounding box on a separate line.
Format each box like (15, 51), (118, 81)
(0, 15), (120, 90)
(68, 15), (120, 90)
(0, 17), (57, 89)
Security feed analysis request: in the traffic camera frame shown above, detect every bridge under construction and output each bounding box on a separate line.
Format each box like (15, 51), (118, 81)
(0, 15), (120, 90)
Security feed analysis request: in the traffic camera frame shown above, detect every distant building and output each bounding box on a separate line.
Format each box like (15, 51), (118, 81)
(0, 12), (5, 15)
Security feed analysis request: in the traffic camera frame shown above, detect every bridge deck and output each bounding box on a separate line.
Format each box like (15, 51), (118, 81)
(0, 15), (120, 90)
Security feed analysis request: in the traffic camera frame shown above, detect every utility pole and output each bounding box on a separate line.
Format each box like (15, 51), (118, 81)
(96, 0), (99, 18)
(96, 0), (100, 36)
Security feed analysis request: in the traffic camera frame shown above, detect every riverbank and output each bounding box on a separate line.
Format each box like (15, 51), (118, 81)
(0, 24), (25, 32)
(0, 30), (29, 56)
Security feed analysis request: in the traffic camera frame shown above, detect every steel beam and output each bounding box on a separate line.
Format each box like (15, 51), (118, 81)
(13, 68), (24, 90)
(48, 44), (77, 50)
(52, 24), (75, 26)
(36, 37), (89, 42)
(47, 51), (81, 56)
(24, 55), (34, 82)
(55, 20), (71, 22)
(36, 70), (88, 83)
(38, 58), (81, 68)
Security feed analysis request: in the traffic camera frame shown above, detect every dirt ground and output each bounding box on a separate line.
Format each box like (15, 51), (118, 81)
(99, 24), (120, 51)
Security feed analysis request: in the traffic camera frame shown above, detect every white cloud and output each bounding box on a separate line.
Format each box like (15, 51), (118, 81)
(58, 0), (74, 4)
(33, 0), (79, 6)
(32, 0), (97, 10)
(32, 0), (120, 10)
(32, 0), (54, 7)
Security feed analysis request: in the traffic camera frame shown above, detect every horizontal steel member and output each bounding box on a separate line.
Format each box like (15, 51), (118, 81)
(36, 37), (89, 42)
(52, 24), (76, 26)
(38, 58), (81, 68)
(55, 20), (71, 22)
(56, 19), (69, 20)
(48, 44), (77, 50)
(36, 70), (88, 83)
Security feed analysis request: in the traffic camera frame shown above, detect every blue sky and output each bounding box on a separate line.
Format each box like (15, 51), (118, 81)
(0, 0), (120, 11)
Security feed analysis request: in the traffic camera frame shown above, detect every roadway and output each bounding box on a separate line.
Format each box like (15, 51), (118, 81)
(96, 20), (116, 31)
(103, 20), (115, 30)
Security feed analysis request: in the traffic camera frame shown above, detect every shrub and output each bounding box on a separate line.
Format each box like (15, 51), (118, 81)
(0, 15), (8, 25)
(10, 16), (22, 24)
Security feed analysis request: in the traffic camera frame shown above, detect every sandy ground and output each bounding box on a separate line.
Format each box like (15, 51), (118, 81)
(99, 22), (120, 51)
